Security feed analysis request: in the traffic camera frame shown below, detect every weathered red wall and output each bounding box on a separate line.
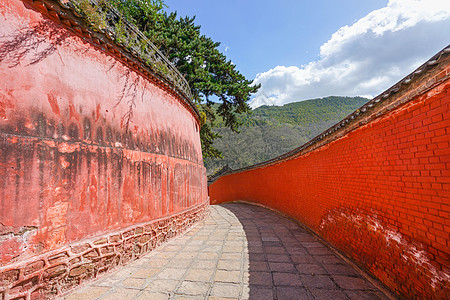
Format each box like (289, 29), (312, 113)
(0, 0), (208, 298)
(210, 56), (450, 298)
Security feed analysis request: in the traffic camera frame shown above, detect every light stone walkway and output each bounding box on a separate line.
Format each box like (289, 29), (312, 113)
(61, 203), (392, 300)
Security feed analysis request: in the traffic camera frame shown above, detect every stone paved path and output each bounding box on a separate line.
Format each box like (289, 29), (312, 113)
(61, 203), (392, 300)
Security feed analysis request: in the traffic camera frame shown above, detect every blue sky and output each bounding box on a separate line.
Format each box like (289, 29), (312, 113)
(165, 0), (450, 107)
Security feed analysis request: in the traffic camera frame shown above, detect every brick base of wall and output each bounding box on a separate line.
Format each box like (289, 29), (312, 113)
(0, 201), (209, 300)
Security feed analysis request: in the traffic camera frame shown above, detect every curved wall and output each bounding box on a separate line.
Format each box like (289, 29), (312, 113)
(0, 0), (208, 298)
(210, 52), (450, 299)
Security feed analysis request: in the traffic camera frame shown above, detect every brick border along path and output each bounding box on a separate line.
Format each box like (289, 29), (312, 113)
(61, 203), (394, 300)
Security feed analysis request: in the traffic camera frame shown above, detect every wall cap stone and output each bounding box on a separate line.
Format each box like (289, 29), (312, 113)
(209, 45), (450, 183)
(22, 0), (201, 125)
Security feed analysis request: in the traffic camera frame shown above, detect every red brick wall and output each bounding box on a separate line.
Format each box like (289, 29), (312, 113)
(210, 60), (450, 298)
(0, 0), (208, 298)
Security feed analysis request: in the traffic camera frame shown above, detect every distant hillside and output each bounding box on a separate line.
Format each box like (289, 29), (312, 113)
(204, 96), (369, 174)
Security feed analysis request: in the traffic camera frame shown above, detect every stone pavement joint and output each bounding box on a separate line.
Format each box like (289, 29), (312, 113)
(60, 203), (394, 300)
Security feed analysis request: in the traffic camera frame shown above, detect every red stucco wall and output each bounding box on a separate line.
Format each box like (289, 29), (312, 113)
(0, 0), (207, 296)
(210, 60), (450, 298)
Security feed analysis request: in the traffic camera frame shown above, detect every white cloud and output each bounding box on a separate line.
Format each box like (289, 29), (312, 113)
(250, 0), (450, 108)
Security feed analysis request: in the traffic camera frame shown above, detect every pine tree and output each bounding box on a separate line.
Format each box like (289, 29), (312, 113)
(109, 0), (260, 158)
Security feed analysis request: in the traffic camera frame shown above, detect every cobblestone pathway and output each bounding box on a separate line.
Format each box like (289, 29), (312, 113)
(61, 203), (392, 300)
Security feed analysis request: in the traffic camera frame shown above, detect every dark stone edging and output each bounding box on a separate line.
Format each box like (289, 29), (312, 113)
(0, 201), (210, 300)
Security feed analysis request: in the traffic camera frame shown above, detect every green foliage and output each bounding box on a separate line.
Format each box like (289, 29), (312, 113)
(200, 123), (223, 159)
(109, 0), (166, 28)
(204, 96), (369, 174)
(73, 0), (107, 31)
(114, 19), (127, 44)
(107, 1), (260, 158)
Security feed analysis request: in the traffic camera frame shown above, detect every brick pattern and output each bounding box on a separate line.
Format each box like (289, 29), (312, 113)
(0, 202), (209, 300)
(63, 204), (390, 300)
(209, 62), (450, 298)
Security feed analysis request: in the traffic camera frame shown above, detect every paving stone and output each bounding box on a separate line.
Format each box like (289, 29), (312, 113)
(249, 261), (269, 271)
(314, 255), (344, 264)
(146, 279), (179, 292)
(132, 268), (159, 278)
(249, 253), (267, 261)
(62, 204), (390, 300)
(210, 282), (241, 298)
(188, 240), (205, 245)
(246, 285), (274, 300)
(322, 263), (359, 275)
(269, 262), (297, 273)
(101, 288), (139, 300)
(285, 247), (309, 255)
(300, 274), (337, 289)
(209, 235), (227, 241)
(183, 245), (203, 251)
(346, 290), (388, 299)
(248, 246), (264, 254)
(135, 291), (169, 300)
(333, 275), (376, 290)
(248, 271), (272, 286)
(175, 252), (198, 260)
(273, 272), (303, 286)
(191, 260), (217, 269)
(242, 271), (250, 283)
(266, 254), (291, 262)
(184, 268), (214, 282)
(307, 246), (334, 255)
(223, 245), (242, 253)
(121, 277), (147, 289)
(220, 253), (242, 260)
(173, 295), (205, 300)
(64, 286), (111, 300)
(294, 234), (318, 242)
(262, 236), (279, 242)
(156, 268), (186, 280)
(214, 270), (241, 283)
(217, 259), (241, 270)
(302, 242), (326, 248)
(166, 259), (192, 268)
(92, 276), (123, 287)
(295, 263), (327, 275)
(162, 245), (183, 252)
(141, 258), (169, 268)
(176, 281), (210, 295)
(153, 252), (177, 259)
(206, 240), (224, 246)
(264, 246), (287, 254)
(276, 286), (313, 299)
(224, 241), (244, 247)
(109, 268), (140, 279)
(205, 245), (223, 252)
(198, 252), (219, 260)
(310, 288), (349, 300)
(262, 241), (283, 248)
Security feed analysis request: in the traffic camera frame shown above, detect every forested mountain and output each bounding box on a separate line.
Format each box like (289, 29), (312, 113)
(204, 96), (369, 174)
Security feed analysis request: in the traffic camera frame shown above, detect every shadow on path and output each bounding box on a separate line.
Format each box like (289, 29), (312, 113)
(222, 202), (391, 299)
(62, 203), (393, 299)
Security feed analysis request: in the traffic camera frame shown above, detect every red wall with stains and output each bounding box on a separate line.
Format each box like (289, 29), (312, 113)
(0, 0), (207, 268)
(210, 56), (450, 298)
